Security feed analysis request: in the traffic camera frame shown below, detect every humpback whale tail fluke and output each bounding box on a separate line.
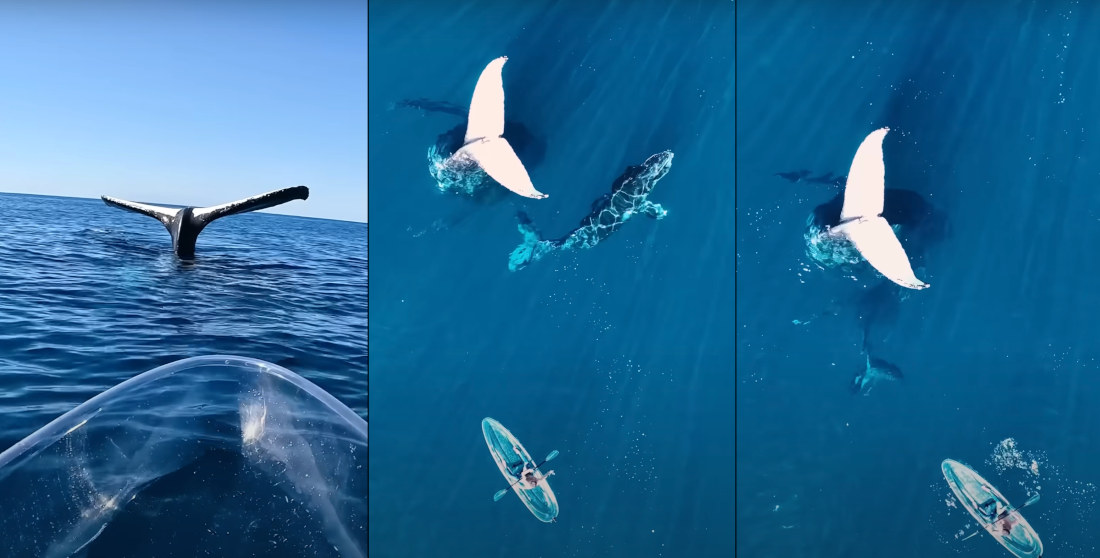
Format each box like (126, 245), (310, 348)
(832, 127), (929, 290)
(449, 56), (547, 200)
(508, 212), (559, 272)
(102, 185), (309, 259)
(851, 326), (904, 395)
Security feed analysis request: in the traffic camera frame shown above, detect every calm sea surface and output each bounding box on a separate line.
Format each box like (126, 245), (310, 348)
(369, 0), (734, 556)
(739, 1), (1100, 556)
(0, 192), (367, 455)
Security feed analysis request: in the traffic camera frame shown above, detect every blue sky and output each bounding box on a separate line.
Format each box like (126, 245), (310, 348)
(0, 1), (366, 222)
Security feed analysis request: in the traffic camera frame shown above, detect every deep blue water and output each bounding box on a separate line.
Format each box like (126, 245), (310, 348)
(0, 192), (367, 457)
(739, 1), (1100, 557)
(368, 0), (734, 556)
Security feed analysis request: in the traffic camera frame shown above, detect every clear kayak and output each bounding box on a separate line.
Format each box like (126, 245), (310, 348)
(941, 459), (1042, 558)
(481, 417), (559, 522)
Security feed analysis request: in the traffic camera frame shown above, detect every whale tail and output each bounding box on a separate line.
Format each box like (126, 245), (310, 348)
(188, 185), (309, 224)
(102, 185), (309, 258)
(837, 127), (929, 290)
(508, 212), (558, 271)
(851, 329), (903, 395)
(453, 56), (547, 200)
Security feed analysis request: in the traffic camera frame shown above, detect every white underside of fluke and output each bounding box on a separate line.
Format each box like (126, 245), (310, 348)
(448, 56), (547, 200)
(837, 127), (929, 290)
(455, 137), (544, 199)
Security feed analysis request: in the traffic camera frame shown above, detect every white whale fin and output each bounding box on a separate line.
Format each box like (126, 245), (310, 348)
(840, 127), (889, 221)
(192, 186), (309, 224)
(460, 138), (548, 199)
(101, 196), (179, 225)
(840, 216), (930, 290)
(464, 57), (508, 144)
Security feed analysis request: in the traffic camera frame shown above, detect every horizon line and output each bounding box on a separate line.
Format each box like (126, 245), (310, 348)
(0, 190), (368, 225)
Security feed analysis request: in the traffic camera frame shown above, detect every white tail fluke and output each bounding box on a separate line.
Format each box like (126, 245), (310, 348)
(841, 127), (889, 222)
(451, 56), (547, 200)
(842, 216), (929, 290)
(460, 137), (546, 199)
(465, 56), (508, 143)
(837, 127), (929, 290)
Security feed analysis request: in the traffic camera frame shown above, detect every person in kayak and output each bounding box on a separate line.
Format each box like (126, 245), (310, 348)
(977, 488), (1014, 534)
(517, 462), (555, 489)
(978, 496), (1005, 521)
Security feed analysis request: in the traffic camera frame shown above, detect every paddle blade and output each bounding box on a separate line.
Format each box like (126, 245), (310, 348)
(544, 450), (559, 463)
(1023, 493), (1040, 507)
(493, 489), (510, 502)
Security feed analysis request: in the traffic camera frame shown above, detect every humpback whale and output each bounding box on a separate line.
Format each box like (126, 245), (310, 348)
(849, 280), (907, 395)
(508, 150), (673, 271)
(850, 350), (904, 396)
(440, 56), (546, 200)
(826, 128), (929, 290)
(101, 186), (309, 259)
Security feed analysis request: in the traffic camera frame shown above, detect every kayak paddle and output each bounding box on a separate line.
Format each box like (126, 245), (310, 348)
(960, 492), (1041, 542)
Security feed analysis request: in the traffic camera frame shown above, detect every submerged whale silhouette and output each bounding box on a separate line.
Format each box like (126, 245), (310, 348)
(508, 150), (673, 271)
(102, 186), (309, 259)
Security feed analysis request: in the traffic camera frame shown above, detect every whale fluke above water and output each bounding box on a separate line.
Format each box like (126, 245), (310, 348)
(446, 56), (547, 200)
(830, 127), (929, 290)
(102, 185), (309, 259)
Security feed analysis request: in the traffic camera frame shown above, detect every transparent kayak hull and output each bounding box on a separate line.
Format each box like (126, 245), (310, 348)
(941, 459), (1042, 558)
(481, 417), (559, 522)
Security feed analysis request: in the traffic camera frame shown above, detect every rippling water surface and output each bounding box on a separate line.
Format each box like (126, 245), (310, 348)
(369, 0), (734, 556)
(738, 1), (1100, 556)
(0, 193), (367, 453)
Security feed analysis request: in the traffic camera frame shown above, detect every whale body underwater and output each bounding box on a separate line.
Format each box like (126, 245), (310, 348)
(508, 150), (674, 272)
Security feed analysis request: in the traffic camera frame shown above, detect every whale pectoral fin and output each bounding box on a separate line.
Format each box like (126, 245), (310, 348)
(640, 201), (668, 220)
(461, 138), (547, 199)
(101, 196), (178, 227)
(191, 186), (310, 226)
(464, 57), (508, 144)
(840, 127), (889, 222)
(845, 216), (930, 290)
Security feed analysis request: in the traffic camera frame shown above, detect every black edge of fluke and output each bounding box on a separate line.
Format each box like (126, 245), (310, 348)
(101, 185), (310, 260)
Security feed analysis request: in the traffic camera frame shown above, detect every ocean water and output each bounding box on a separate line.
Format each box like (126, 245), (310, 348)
(738, 1), (1100, 557)
(0, 193), (367, 450)
(368, 0), (734, 557)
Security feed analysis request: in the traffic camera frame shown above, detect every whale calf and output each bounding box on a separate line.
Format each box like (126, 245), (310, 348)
(102, 186), (309, 259)
(508, 150), (673, 271)
(442, 57), (546, 200)
(828, 128), (929, 290)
